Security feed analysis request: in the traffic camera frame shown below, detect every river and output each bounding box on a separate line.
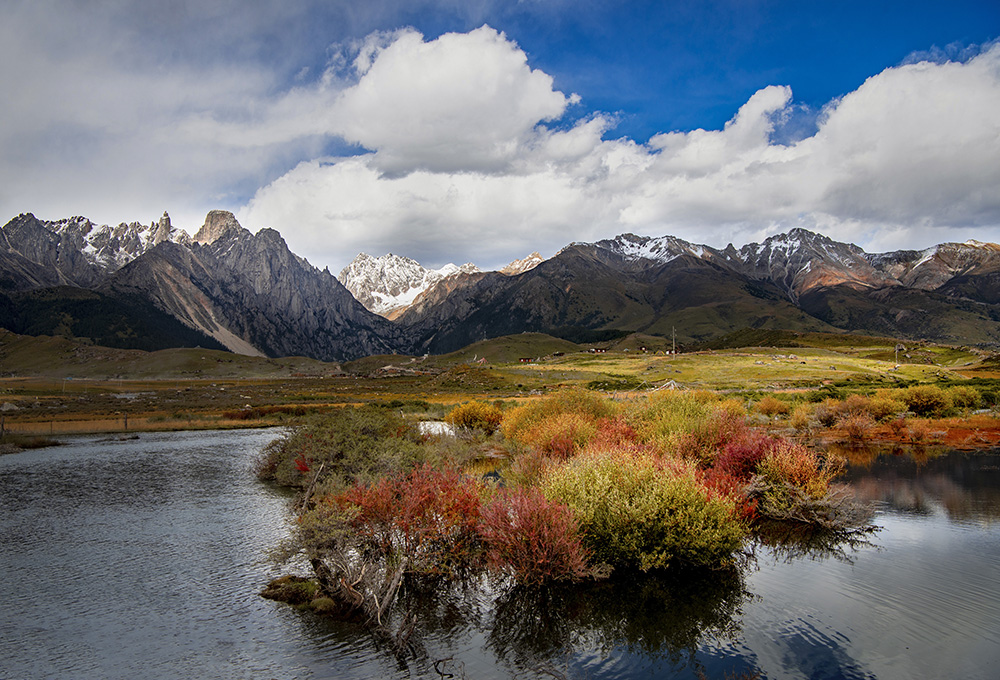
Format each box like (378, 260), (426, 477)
(1, 431), (998, 679)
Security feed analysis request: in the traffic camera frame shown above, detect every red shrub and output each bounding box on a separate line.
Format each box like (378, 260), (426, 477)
(341, 464), (484, 574)
(674, 409), (753, 467)
(713, 428), (778, 481)
(590, 416), (640, 448)
(479, 488), (590, 584)
(700, 468), (759, 521)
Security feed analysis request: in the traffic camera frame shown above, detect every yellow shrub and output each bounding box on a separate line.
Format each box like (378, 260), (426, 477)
(446, 401), (504, 434)
(756, 395), (790, 417)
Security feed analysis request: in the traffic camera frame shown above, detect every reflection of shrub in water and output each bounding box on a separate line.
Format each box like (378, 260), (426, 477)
(753, 520), (879, 564)
(487, 567), (749, 668)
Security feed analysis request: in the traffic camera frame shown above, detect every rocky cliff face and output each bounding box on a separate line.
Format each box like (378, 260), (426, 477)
(1, 211), (406, 361)
(0, 212), (192, 288)
(106, 212), (405, 361)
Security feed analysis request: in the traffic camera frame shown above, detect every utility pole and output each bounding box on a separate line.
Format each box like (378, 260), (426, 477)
(672, 326), (676, 355)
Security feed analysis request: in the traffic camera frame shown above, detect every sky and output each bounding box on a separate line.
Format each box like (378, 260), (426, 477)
(2, 0), (1000, 273)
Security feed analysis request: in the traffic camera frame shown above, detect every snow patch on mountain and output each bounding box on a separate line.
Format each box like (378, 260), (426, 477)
(588, 233), (709, 263)
(338, 253), (480, 316)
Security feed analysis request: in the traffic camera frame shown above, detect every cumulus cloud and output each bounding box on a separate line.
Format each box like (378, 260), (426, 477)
(331, 26), (577, 174)
(242, 35), (1000, 270)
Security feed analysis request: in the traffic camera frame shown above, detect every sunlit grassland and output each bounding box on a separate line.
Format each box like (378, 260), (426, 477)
(500, 345), (953, 391)
(0, 329), (994, 437)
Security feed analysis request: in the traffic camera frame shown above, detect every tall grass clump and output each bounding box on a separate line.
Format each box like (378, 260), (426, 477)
(541, 449), (746, 571)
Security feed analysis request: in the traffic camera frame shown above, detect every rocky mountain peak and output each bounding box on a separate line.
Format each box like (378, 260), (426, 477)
(500, 252), (544, 275)
(193, 210), (243, 244)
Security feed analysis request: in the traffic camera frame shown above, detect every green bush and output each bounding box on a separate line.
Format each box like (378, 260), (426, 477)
(259, 406), (428, 494)
(867, 394), (905, 422)
(541, 449), (745, 571)
(946, 385), (981, 410)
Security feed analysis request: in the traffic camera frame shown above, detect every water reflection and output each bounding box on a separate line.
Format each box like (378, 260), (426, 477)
(3, 435), (998, 679)
(837, 448), (1000, 523)
(488, 568), (749, 666)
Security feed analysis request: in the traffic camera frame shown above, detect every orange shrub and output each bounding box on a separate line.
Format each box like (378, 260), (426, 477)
(757, 441), (844, 502)
(501, 388), (616, 453)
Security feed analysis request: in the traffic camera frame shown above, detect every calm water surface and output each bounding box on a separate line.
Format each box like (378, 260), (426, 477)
(1, 432), (998, 679)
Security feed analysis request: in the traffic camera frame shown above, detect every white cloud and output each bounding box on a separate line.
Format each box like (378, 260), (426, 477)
(331, 26), (577, 174)
(3, 6), (999, 271)
(243, 37), (1000, 270)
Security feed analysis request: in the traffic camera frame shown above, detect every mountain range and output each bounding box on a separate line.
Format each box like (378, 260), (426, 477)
(2, 210), (999, 362)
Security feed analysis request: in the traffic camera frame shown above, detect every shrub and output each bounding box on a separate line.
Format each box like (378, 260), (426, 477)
(813, 398), (841, 427)
(713, 428), (779, 481)
(887, 417), (908, 438)
(717, 397), (747, 418)
(908, 419), (930, 442)
(479, 488), (591, 584)
(501, 388), (617, 450)
(541, 449), (745, 570)
(901, 385), (951, 417)
(838, 394), (869, 418)
(790, 404), (813, 431)
(626, 390), (714, 452)
(340, 464), (485, 576)
(505, 448), (557, 489)
(446, 401), (504, 435)
(838, 413), (874, 441)
(756, 395), (790, 418)
(946, 385), (981, 410)
(264, 406), (428, 493)
(673, 408), (753, 468)
(755, 441), (844, 506)
(866, 395), (905, 422)
(589, 416), (641, 448)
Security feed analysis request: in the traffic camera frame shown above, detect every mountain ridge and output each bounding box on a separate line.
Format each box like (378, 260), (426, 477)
(3, 210), (1000, 359)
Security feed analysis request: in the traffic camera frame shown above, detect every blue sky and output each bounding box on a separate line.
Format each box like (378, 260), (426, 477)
(2, 1), (999, 272)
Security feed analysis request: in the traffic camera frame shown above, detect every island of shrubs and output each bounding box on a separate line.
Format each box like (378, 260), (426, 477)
(258, 387), (872, 630)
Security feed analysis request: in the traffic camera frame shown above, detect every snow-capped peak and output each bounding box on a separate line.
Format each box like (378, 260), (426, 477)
(338, 252), (481, 316)
(590, 233), (708, 264)
(46, 212), (191, 271)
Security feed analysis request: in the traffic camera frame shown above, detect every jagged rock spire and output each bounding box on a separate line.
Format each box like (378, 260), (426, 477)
(193, 210), (242, 244)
